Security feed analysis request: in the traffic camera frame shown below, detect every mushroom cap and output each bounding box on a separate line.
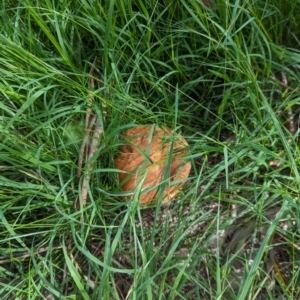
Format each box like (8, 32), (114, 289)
(115, 124), (191, 206)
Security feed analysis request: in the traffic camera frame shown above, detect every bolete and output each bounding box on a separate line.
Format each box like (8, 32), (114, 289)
(115, 124), (191, 206)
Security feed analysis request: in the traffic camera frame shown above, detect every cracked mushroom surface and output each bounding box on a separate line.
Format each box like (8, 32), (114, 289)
(115, 124), (191, 206)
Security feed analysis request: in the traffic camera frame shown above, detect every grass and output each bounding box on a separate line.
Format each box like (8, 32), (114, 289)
(1, 0), (300, 299)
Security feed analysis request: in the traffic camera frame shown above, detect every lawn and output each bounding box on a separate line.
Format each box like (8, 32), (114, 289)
(1, 0), (300, 299)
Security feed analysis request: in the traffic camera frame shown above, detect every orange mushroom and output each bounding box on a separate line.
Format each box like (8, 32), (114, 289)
(115, 124), (191, 206)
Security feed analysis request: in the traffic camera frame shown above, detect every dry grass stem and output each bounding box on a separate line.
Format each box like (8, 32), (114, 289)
(0, 245), (62, 264)
(281, 72), (296, 137)
(75, 58), (106, 208)
(270, 75), (300, 95)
